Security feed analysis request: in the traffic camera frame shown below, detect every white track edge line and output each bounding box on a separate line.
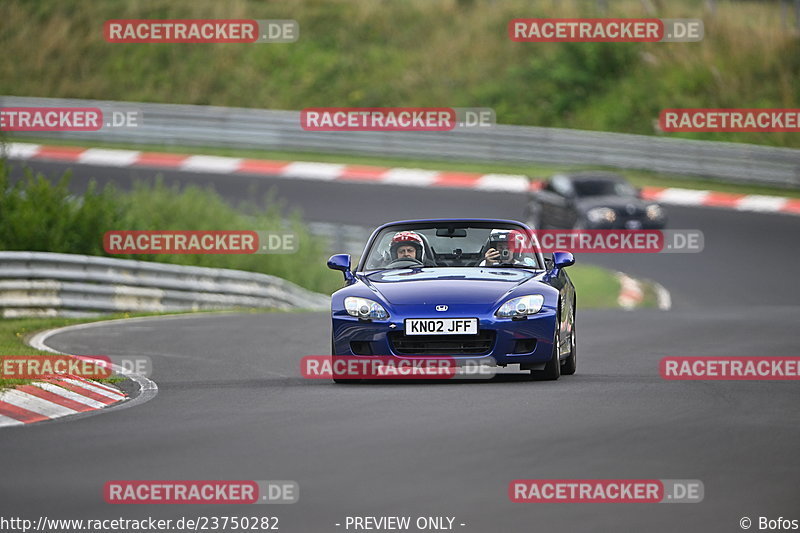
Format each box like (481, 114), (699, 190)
(26, 323), (160, 420)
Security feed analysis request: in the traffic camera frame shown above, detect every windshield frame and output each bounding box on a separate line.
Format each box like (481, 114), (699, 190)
(357, 220), (545, 272)
(572, 178), (636, 198)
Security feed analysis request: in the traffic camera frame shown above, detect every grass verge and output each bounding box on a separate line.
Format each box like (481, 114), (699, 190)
(569, 264), (625, 310)
(0, 314), (146, 391)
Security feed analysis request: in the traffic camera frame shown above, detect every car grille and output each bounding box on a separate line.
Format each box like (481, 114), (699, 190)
(614, 207), (646, 218)
(389, 331), (495, 356)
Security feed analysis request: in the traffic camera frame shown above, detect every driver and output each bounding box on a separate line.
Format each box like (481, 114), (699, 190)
(480, 229), (536, 266)
(389, 231), (424, 262)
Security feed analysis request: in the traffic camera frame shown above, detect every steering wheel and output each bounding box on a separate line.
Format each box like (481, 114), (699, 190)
(388, 257), (423, 268)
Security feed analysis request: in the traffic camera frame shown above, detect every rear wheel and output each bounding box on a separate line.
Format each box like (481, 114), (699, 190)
(561, 305), (577, 375)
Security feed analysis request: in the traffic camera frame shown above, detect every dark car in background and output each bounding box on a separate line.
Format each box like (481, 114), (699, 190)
(524, 172), (667, 230)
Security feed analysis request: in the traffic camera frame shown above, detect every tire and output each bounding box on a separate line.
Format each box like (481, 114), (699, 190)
(561, 305), (577, 376)
(533, 321), (561, 381)
(331, 339), (360, 384)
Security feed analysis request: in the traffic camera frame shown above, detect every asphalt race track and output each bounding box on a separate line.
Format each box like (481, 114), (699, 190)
(2, 160), (800, 532)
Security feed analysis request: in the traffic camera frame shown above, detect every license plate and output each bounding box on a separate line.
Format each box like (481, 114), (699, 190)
(404, 318), (478, 335)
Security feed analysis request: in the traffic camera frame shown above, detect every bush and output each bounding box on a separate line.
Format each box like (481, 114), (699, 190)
(2, 0), (798, 146)
(0, 159), (340, 294)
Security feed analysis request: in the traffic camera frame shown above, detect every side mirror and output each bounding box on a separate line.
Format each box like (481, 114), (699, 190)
(552, 251), (575, 269)
(327, 254), (355, 283)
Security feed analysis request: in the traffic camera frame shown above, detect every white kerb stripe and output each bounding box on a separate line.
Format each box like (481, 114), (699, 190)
(61, 378), (124, 400)
(4, 142), (42, 159)
(736, 195), (788, 212)
(180, 155), (243, 173)
(0, 414), (24, 427)
(71, 376), (124, 396)
(281, 162), (345, 180)
(381, 168), (439, 187)
(34, 382), (107, 409)
(0, 389), (78, 418)
(78, 148), (141, 167)
(655, 188), (711, 205)
(475, 174), (530, 192)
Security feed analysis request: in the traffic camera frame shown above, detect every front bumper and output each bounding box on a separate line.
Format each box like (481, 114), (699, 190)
(331, 308), (558, 366)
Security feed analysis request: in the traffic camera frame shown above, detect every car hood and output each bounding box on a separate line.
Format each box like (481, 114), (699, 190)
(360, 267), (545, 306)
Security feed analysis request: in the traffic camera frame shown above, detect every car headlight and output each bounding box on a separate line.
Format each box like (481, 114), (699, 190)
(586, 207), (617, 224)
(496, 294), (545, 318)
(646, 204), (664, 220)
(345, 297), (389, 320)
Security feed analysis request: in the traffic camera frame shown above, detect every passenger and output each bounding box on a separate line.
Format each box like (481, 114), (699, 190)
(480, 229), (536, 266)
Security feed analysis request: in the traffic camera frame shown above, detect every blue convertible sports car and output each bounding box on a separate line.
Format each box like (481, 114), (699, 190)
(327, 219), (577, 383)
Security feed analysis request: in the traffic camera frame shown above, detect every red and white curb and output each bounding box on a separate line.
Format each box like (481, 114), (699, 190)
(616, 272), (645, 310)
(0, 375), (125, 427)
(640, 186), (800, 215)
(616, 272), (671, 311)
(5, 142), (799, 216)
(0, 317), (160, 428)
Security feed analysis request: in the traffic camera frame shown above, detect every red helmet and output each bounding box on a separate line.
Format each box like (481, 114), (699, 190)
(390, 231), (424, 260)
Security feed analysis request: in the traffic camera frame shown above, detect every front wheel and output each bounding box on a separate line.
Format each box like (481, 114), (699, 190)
(532, 324), (561, 381)
(560, 305), (577, 375)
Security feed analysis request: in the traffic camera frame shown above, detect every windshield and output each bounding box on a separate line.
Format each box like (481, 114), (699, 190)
(362, 223), (542, 270)
(573, 179), (636, 198)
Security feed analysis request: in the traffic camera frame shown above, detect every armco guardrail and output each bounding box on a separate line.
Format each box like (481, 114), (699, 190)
(308, 222), (372, 257)
(1, 96), (798, 188)
(0, 252), (329, 318)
